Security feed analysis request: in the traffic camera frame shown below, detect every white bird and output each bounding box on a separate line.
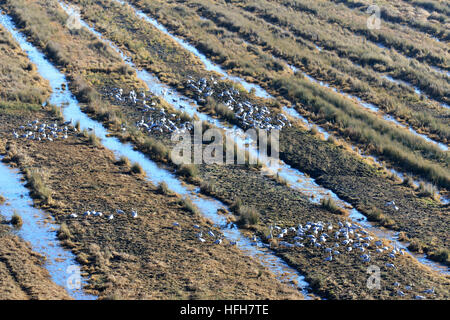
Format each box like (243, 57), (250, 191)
(116, 209), (125, 215)
(108, 214), (114, 220)
(214, 239), (222, 245)
(131, 210), (138, 218)
(70, 213), (78, 218)
(207, 230), (215, 237)
(173, 222), (180, 227)
(324, 254), (333, 262)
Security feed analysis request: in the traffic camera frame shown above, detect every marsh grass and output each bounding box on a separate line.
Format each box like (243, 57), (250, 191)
(88, 132), (101, 147)
(24, 168), (53, 204)
(157, 181), (171, 195)
(236, 206), (260, 226)
(10, 211), (23, 228)
(116, 155), (131, 167)
(131, 162), (144, 175)
(58, 222), (72, 240)
(417, 182), (438, 200)
(320, 197), (344, 215)
(178, 164), (199, 178)
(365, 206), (396, 228)
(179, 197), (199, 215)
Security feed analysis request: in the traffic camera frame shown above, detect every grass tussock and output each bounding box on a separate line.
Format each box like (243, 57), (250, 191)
(157, 181), (171, 195)
(115, 156), (131, 167)
(236, 205), (260, 226)
(320, 197), (345, 215)
(417, 182), (438, 200)
(130, 162), (144, 175)
(58, 222), (72, 240)
(141, 136), (169, 161)
(48, 103), (63, 120)
(204, 97), (236, 122)
(365, 206), (396, 228)
(428, 248), (450, 266)
(179, 197), (199, 215)
(178, 164), (199, 178)
(200, 181), (217, 196)
(87, 132), (101, 147)
(24, 168), (53, 204)
(10, 211), (23, 228)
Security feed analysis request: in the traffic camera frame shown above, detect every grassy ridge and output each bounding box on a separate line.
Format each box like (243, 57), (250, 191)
(240, 0), (450, 104)
(0, 25), (50, 104)
(330, 0), (449, 41)
(269, 0), (449, 68)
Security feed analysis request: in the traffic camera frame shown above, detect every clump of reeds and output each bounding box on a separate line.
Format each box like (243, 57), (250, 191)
(130, 162), (144, 175)
(10, 211), (23, 228)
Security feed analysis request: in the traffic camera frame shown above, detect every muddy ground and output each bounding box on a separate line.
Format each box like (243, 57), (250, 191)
(0, 108), (303, 300)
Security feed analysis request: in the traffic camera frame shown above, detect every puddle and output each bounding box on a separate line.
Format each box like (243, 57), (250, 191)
(63, 1), (450, 275)
(3, 8), (314, 298)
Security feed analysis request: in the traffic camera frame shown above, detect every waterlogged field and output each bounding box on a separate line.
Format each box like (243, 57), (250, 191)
(0, 0), (448, 301)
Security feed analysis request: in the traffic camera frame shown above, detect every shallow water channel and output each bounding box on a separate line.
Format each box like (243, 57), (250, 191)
(0, 10), (315, 298)
(63, 1), (449, 275)
(62, 0), (450, 275)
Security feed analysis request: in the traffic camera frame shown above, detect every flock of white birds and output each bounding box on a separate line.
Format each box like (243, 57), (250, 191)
(12, 118), (75, 142)
(187, 76), (291, 131)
